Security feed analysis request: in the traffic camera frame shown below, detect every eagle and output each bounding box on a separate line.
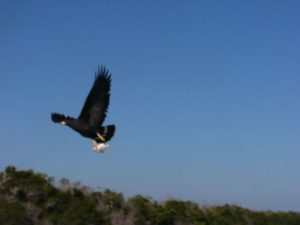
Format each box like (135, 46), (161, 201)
(51, 66), (116, 152)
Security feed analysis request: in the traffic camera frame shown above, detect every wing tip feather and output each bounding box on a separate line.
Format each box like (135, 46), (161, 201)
(95, 65), (111, 81)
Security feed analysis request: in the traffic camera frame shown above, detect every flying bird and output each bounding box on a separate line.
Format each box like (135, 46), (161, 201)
(51, 66), (115, 152)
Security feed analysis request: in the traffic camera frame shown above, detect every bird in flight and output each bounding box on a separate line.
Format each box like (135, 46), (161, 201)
(51, 66), (116, 152)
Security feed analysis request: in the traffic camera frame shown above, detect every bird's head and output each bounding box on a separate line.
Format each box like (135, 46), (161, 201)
(51, 113), (73, 126)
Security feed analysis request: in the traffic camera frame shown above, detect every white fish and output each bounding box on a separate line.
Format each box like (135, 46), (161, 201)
(92, 141), (110, 153)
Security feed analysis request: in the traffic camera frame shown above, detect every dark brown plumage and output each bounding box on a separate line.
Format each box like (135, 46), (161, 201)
(51, 67), (115, 144)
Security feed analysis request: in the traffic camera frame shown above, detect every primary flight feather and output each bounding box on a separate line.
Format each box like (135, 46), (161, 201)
(51, 66), (115, 152)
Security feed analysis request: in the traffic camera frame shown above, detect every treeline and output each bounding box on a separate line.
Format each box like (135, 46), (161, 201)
(0, 166), (299, 225)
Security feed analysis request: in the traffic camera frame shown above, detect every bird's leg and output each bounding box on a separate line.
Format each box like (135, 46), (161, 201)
(96, 133), (106, 142)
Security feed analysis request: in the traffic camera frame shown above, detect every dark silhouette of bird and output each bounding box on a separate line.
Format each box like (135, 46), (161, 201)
(51, 66), (115, 152)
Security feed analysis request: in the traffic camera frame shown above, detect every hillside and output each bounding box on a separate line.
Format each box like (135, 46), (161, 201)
(0, 166), (299, 225)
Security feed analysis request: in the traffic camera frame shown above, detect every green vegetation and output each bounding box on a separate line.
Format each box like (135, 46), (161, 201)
(0, 166), (299, 225)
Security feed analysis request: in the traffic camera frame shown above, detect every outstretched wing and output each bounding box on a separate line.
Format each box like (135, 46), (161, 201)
(79, 66), (111, 129)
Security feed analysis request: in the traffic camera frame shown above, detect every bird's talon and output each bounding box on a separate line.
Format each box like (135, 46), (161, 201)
(96, 133), (106, 142)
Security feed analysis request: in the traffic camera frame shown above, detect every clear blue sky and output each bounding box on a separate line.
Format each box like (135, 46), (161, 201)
(1, 1), (300, 211)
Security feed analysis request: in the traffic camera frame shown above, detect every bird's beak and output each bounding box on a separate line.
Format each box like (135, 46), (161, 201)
(60, 121), (66, 125)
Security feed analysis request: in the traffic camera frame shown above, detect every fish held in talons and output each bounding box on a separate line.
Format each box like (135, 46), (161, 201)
(92, 140), (109, 153)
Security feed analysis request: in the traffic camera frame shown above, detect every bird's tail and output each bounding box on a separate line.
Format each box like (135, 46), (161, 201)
(100, 125), (116, 142)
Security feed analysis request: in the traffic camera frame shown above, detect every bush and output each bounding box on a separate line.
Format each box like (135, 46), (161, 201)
(0, 200), (33, 225)
(1, 166), (300, 225)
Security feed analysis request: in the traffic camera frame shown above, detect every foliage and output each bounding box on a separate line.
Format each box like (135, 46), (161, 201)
(39, 189), (108, 225)
(0, 200), (33, 225)
(0, 166), (299, 225)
